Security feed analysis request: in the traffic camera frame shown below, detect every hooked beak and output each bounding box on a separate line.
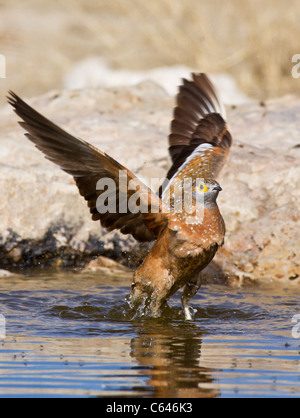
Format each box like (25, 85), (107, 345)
(213, 184), (222, 192)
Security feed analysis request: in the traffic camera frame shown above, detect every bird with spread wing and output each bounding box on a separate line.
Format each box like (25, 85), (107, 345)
(8, 73), (232, 320)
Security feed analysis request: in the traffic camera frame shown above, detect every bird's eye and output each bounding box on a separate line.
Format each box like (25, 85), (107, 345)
(197, 183), (208, 193)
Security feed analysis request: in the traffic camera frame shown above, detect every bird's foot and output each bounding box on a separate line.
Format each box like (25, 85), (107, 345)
(181, 278), (202, 321)
(183, 305), (193, 321)
(128, 286), (164, 319)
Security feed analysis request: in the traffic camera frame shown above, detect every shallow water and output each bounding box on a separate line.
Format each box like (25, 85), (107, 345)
(0, 270), (300, 398)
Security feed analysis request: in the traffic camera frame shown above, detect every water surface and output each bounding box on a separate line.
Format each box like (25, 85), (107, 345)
(0, 270), (300, 397)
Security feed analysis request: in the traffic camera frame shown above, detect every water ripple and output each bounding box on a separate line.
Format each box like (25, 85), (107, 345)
(0, 272), (300, 397)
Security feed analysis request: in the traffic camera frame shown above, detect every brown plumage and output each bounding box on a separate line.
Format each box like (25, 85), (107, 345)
(7, 73), (232, 319)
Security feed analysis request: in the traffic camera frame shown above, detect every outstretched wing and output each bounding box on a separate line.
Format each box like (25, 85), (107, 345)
(8, 92), (168, 242)
(161, 73), (232, 196)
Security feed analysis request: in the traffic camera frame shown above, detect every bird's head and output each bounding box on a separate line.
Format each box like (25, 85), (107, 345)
(192, 178), (222, 208)
(162, 177), (222, 213)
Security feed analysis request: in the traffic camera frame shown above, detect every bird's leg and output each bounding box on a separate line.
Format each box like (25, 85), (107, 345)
(129, 272), (173, 318)
(181, 274), (202, 320)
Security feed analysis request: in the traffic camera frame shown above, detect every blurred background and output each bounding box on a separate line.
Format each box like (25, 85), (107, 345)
(0, 0), (300, 105)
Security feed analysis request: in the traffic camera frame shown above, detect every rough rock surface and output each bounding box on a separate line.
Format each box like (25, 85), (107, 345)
(64, 60), (251, 104)
(0, 81), (299, 285)
(214, 95), (300, 285)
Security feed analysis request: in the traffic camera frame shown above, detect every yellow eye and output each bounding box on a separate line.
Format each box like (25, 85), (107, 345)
(197, 183), (208, 193)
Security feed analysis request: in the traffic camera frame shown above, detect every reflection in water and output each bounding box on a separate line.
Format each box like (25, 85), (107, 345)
(0, 271), (300, 397)
(131, 322), (219, 398)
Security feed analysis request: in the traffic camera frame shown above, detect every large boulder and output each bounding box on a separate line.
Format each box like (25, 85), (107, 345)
(64, 60), (251, 104)
(214, 95), (300, 285)
(0, 82), (171, 270)
(0, 81), (299, 285)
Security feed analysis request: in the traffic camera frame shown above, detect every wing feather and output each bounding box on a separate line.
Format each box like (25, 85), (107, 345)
(163, 73), (232, 194)
(7, 91), (168, 242)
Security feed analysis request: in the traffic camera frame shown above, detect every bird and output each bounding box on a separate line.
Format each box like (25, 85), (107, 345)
(7, 73), (232, 320)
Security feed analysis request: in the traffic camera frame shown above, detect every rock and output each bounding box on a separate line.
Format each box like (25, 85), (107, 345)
(84, 255), (131, 273)
(213, 95), (300, 285)
(64, 59), (251, 105)
(0, 80), (299, 285)
(0, 82), (171, 269)
(0, 269), (15, 278)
